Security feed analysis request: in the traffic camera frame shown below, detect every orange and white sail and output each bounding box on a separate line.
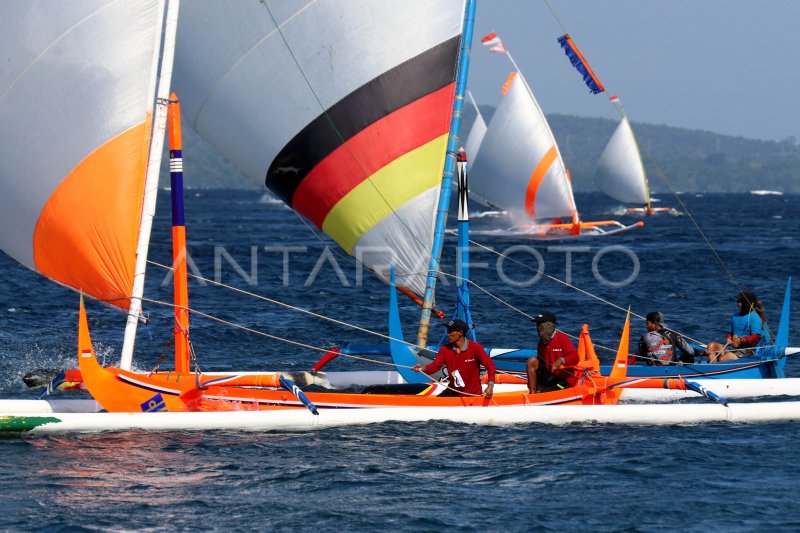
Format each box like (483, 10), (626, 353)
(468, 71), (577, 221)
(0, 1), (178, 368)
(173, 0), (466, 296)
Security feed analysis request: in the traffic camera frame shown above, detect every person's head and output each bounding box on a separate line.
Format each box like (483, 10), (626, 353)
(737, 291), (759, 316)
(444, 319), (469, 343)
(534, 311), (557, 342)
(645, 311), (665, 331)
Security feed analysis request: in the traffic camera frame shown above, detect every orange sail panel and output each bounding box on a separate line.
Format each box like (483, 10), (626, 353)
(33, 122), (150, 308)
(524, 146), (558, 218)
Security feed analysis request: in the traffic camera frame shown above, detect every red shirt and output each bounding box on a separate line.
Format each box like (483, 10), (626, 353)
(537, 331), (579, 385)
(423, 340), (496, 396)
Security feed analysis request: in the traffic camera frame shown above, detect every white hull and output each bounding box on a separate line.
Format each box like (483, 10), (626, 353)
(621, 378), (800, 402)
(2, 402), (800, 434)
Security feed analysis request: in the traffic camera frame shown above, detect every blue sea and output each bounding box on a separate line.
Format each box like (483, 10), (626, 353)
(1, 190), (799, 531)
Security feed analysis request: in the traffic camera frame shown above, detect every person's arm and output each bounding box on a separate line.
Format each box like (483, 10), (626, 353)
(738, 333), (761, 347)
(413, 348), (445, 374)
(561, 335), (580, 367)
(740, 313), (765, 347)
(672, 332), (695, 363)
(472, 344), (495, 399)
(637, 336), (648, 365)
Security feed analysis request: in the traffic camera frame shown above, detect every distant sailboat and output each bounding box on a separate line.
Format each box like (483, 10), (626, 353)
(595, 96), (680, 215)
(466, 33), (641, 238)
(557, 33), (679, 216)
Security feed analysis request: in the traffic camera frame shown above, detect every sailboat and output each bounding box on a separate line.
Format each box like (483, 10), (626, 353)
(594, 97), (680, 216)
(0, 1), (797, 434)
(556, 33), (679, 216)
(464, 32), (642, 239)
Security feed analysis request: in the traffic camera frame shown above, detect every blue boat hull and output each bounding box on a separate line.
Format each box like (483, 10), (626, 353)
(337, 343), (787, 379)
(486, 348), (786, 379)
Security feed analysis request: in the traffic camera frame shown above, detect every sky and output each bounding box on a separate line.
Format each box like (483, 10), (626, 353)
(468, 0), (800, 143)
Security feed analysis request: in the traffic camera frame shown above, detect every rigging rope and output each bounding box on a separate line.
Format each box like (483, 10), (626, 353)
(537, 0), (775, 343)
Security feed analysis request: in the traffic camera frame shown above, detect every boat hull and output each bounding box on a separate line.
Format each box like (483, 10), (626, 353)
(3, 401), (800, 435)
(335, 343), (789, 379)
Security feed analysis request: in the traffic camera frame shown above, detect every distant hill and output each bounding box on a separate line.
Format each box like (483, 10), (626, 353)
(463, 104), (800, 194)
(169, 107), (800, 193)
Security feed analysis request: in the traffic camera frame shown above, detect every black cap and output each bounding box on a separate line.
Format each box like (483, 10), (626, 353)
(534, 311), (557, 325)
(645, 311), (664, 325)
(445, 319), (469, 333)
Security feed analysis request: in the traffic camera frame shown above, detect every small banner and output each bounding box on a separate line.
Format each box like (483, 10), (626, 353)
(557, 33), (605, 94)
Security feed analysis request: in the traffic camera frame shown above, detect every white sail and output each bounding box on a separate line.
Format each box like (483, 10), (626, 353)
(464, 91), (487, 161)
(173, 0), (466, 296)
(594, 117), (649, 205)
(469, 72), (577, 221)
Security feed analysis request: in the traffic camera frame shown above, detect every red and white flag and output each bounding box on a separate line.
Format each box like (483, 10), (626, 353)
(482, 32), (507, 53)
(609, 95), (620, 103)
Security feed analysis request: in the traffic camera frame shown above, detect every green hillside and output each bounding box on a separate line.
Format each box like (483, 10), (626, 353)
(466, 105), (800, 194)
(168, 107), (800, 193)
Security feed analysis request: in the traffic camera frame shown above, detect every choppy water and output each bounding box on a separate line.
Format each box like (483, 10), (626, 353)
(1, 190), (799, 531)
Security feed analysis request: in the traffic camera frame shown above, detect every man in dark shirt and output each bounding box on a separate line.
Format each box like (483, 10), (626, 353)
(413, 319), (495, 398)
(526, 311), (579, 393)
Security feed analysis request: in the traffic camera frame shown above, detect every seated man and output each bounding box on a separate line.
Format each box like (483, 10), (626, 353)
(638, 311), (698, 365)
(526, 312), (579, 393)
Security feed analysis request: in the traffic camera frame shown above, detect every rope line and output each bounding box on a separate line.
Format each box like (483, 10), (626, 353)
(537, 0), (775, 343)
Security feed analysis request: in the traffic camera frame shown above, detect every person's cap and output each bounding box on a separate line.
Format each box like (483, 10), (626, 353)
(444, 319), (469, 333)
(534, 311), (557, 325)
(645, 311), (665, 325)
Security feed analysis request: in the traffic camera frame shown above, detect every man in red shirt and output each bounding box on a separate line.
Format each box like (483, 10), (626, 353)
(526, 311), (579, 393)
(412, 319), (495, 398)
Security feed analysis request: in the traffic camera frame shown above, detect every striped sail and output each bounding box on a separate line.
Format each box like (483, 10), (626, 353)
(173, 0), (465, 296)
(469, 72), (577, 221)
(0, 1), (168, 309)
(594, 117), (649, 205)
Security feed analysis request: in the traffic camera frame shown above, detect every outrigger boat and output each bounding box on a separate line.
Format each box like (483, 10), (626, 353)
(464, 32), (642, 239)
(1, 1), (799, 435)
(556, 33), (681, 217)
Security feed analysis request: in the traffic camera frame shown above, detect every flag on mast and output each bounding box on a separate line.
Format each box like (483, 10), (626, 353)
(482, 32), (507, 53)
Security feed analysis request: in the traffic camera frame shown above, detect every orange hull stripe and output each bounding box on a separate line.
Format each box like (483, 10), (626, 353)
(34, 121), (150, 308)
(524, 145), (558, 218)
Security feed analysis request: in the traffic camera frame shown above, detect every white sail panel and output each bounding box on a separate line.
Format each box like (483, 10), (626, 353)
(173, 0), (465, 295)
(465, 113), (487, 164)
(0, 1), (165, 307)
(594, 118), (649, 205)
(469, 73), (576, 221)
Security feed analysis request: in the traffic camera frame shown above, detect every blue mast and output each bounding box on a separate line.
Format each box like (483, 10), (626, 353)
(454, 149), (476, 341)
(416, 0), (476, 348)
